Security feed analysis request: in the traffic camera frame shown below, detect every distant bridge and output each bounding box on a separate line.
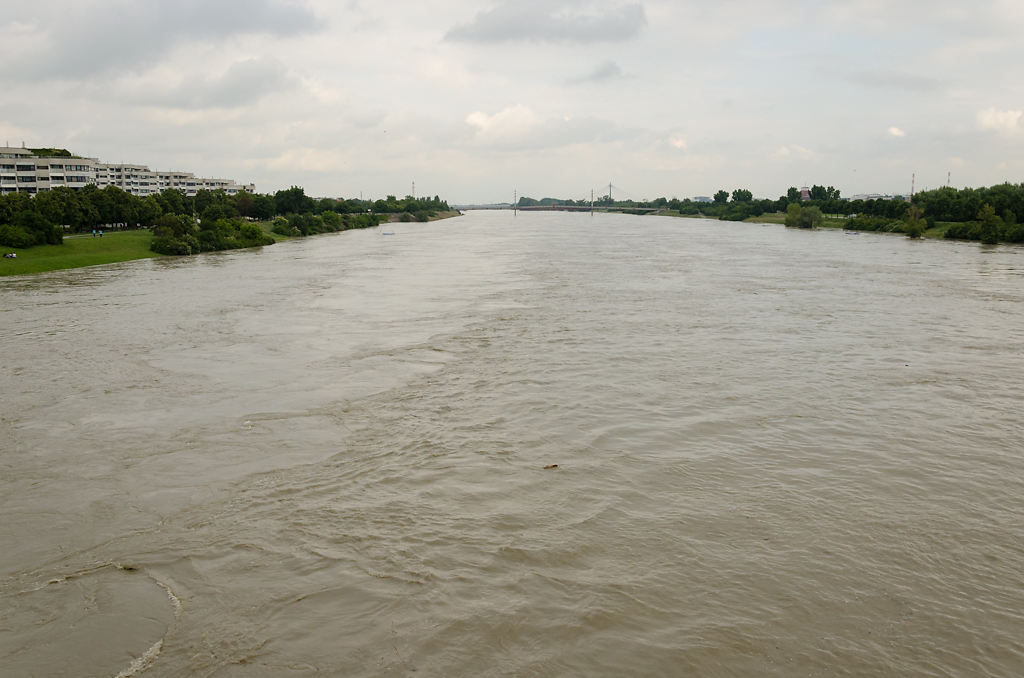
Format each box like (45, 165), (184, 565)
(516, 205), (662, 213)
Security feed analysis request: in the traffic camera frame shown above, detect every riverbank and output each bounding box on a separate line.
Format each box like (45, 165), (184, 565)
(384, 210), (463, 223)
(741, 212), (954, 238)
(1, 230), (158, 276)
(1, 212), (464, 277)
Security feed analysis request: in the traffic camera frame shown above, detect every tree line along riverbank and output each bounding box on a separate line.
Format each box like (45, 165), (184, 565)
(1, 185), (455, 275)
(520, 182), (1024, 244)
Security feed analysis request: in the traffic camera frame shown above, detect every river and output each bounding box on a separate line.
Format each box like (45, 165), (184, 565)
(2, 211), (1023, 677)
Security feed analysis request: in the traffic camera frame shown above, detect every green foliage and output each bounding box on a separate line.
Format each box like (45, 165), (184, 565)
(13, 211), (62, 245)
(844, 215), (905, 233)
(151, 234), (199, 255)
(730, 188), (753, 203)
(713, 190), (729, 204)
(978, 204), (1002, 244)
(150, 214), (199, 254)
(152, 213), (195, 237)
(785, 204), (823, 229)
(0, 224), (35, 248)
(1, 182), (442, 258)
(271, 216), (299, 237)
(944, 221), (982, 241)
(275, 186), (315, 215)
(904, 205), (925, 239)
(784, 203), (802, 227)
(28, 147), (74, 158)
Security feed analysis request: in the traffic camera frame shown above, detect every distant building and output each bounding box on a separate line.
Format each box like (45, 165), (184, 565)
(1, 145), (254, 196)
(693, 196), (712, 203)
(800, 186), (811, 201)
(849, 193), (904, 202)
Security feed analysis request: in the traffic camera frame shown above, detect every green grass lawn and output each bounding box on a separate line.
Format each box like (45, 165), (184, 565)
(1, 230), (159, 276)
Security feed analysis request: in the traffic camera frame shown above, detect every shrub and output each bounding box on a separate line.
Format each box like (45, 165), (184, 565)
(0, 224), (35, 248)
(271, 217), (298, 236)
(944, 221), (982, 240)
(151, 234), (198, 255)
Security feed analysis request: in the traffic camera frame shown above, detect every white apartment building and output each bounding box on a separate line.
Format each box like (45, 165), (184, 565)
(1, 146), (254, 197)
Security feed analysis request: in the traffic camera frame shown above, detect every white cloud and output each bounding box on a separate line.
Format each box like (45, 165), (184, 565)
(888, 126), (906, 137)
(466, 105), (545, 143)
(567, 61), (625, 85)
(774, 145), (816, 160)
(977, 108), (1024, 135)
(464, 105), (627, 150)
(447, 1), (646, 43)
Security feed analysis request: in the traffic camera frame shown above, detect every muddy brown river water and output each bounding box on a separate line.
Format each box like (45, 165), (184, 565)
(2, 211), (1023, 677)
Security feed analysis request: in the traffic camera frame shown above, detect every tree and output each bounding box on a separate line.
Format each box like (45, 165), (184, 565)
(274, 186), (314, 215)
(786, 187), (801, 202)
(252, 194), (276, 220)
(978, 204), (1002, 244)
(234, 191), (255, 218)
(785, 203), (803, 227)
(904, 205), (925, 239)
(731, 188), (753, 203)
(810, 185), (827, 201)
(785, 203), (823, 229)
(12, 210), (62, 245)
(713, 190), (729, 204)
(156, 188), (186, 216)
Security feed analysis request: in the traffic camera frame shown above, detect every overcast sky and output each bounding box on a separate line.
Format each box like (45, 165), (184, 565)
(3, 0), (1024, 203)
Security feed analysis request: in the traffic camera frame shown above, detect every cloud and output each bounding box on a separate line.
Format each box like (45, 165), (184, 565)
(176, 58), (296, 109)
(888, 126), (906, 137)
(446, 1), (646, 43)
(464, 104), (627, 149)
(839, 69), (942, 92)
(668, 135), (687, 150)
(977, 107), (1023, 135)
(0, 0), (321, 81)
(567, 60), (625, 85)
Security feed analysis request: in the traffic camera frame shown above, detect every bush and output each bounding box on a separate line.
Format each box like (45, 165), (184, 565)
(13, 211), (62, 245)
(785, 204), (823, 228)
(271, 217), (298, 236)
(944, 221), (982, 240)
(151, 234), (198, 255)
(844, 215), (903, 233)
(0, 224), (35, 248)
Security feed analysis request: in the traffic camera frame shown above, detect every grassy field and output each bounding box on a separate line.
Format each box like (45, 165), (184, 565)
(0, 230), (159, 276)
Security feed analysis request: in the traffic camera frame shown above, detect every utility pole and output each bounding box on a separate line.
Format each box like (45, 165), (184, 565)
(513, 189), (517, 215)
(412, 181), (415, 198)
